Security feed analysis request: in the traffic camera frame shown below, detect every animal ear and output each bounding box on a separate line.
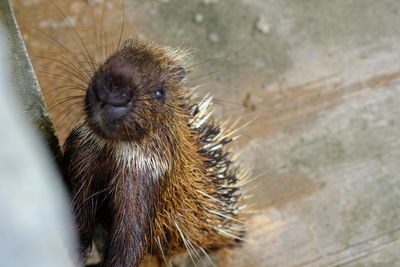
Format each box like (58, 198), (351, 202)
(172, 66), (186, 82)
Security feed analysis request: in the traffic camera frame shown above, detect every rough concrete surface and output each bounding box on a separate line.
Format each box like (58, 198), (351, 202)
(11, 0), (400, 266)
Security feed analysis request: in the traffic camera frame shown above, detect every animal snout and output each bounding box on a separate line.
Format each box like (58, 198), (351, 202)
(94, 85), (131, 108)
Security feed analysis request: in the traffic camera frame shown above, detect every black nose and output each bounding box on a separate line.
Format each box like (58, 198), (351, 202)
(93, 84), (131, 107)
(86, 77), (132, 120)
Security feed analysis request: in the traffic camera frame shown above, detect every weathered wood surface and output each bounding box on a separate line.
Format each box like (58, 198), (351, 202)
(13, 0), (400, 266)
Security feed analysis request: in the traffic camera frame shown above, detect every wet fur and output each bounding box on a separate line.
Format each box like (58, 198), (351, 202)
(62, 40), (246, 266)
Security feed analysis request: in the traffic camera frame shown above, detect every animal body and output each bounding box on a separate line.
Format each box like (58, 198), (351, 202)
(62, 39), (247, 267)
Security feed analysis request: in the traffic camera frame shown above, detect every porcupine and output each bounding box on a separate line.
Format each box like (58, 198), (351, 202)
(62, 38), (249, 267)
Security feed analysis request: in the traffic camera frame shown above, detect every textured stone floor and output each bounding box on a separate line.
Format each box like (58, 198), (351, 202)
(13, 0), (400, 266)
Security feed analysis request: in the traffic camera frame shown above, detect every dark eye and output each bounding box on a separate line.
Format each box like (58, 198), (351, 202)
(155, 89), (164, 99)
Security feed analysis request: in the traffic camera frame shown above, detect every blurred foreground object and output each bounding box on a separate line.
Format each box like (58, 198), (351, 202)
(0, 0), (76, 266)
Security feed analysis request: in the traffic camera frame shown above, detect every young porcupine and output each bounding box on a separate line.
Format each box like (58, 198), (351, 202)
(62, 39), (249, 266)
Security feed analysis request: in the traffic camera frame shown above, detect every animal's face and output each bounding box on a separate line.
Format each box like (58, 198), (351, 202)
(85, 41), (186, 141)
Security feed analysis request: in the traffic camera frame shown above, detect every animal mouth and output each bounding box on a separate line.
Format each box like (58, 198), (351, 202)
(103, 102), (130, 120)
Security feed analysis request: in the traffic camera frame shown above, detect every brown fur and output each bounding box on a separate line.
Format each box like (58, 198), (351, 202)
(62, 40), (246, 267)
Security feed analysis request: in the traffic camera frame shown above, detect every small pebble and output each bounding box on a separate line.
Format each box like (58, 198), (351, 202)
(177, 29), (184, 36)
(106, 2), (113, 9)
(81, 16), (90, 26)
(87, 0), (103, 5)
(70, 2), (86, 13)
(202, 0), (219, 4)
(149, 8), (157, 15)
(208, 32), (219, 42)
(137, 33), (146, 40)
(195, 13), (204, 23)
(20, 0), (41, 6)
(255, 16), (271, 34)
